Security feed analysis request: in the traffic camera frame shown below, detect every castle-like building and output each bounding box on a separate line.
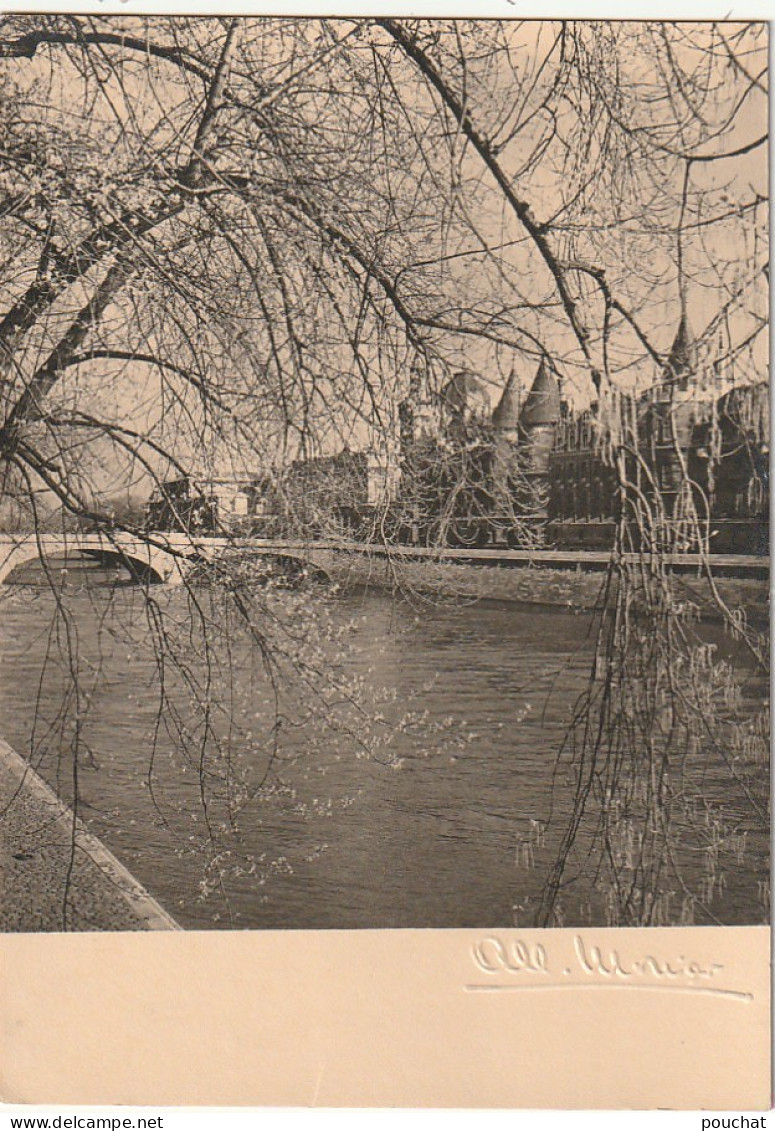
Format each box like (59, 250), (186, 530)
(392, 359), (566, 546)
(395, 318), (769, 553)
(146, 318), (768, 555)
(546, 319), (768, 554)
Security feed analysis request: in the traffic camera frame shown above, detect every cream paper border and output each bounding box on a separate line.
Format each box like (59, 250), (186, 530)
(0, 1), (771, 1112)
(0, 926), (770, 1108)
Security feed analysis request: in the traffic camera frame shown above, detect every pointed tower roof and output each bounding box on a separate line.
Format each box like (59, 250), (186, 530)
(441, 370), (489, 416)
(492, 368), (521, 431)
(665, 313), (697, 383)
(518, 359), (561, 428)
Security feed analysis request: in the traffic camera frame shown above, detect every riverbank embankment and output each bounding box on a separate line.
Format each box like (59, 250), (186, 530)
(325, 553), (769, 625)
(0, 737), (179, 932)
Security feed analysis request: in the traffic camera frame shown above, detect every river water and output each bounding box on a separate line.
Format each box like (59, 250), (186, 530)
(0, 558), (768, 929)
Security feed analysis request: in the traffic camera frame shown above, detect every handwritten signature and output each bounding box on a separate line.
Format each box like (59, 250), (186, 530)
(472, 934), (723, 980)
(466, 935), (751, 1000)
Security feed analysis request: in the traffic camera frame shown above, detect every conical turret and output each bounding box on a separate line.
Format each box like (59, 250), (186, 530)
(492, 367), (521, 438)
(665, 313), (697, 390)
(515, 360), (561, 526)
(518, 359), (561, 430)
(491, 367), (521, 505)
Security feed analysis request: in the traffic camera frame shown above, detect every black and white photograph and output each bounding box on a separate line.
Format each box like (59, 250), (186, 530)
(0, 14), (768, 941)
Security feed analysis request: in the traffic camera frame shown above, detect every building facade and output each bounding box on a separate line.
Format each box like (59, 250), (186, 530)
(547, 318), (769, 554)
(145, 323), (768, 555)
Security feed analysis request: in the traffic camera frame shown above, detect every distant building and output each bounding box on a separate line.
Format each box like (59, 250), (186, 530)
(491, 367), (521, 508)
(547, 408), (618, 545)
(146, 325), (768, 555)
(440, 370), (492, 443)
(711, 382), (769, 552)
(275, 449), (383, 537)
(515, 359), (562, 521)
(548, 317), (769, 554)
(396, 358), (562, 546)
(145, 474), (260, 534)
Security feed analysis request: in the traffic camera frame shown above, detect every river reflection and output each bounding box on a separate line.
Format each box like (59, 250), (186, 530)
(0, 562), (767, 928)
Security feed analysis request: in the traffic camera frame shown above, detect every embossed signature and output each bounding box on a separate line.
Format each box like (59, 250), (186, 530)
(467, 935), (752, 1001)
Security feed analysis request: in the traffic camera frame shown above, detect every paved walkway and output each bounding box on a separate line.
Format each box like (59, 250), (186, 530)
(0, 738), (179, 932)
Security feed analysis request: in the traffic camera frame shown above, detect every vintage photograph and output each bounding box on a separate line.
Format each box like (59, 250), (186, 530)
(0, 16), (768, 934)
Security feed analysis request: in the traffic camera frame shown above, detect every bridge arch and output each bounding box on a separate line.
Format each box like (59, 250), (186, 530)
(0, 537), (187, 586)
(77, 548), (167, 585)
(0, 542), (66, 586)
(184, 549), (332, 587)
(0, 534), (341, 588)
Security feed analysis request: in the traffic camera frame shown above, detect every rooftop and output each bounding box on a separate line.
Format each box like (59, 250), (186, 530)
(492, 368), (521, 431)
(665, 313), (698, 382)
(518, 359), (561, 427)
(442, 370), (490, 416)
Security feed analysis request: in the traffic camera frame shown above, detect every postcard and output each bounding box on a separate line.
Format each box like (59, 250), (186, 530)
(0, 5), (769, 1110)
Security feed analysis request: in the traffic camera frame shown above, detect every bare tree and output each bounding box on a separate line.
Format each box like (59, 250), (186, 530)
(372, 19), (768, 926)
(0, 17), (767, 928)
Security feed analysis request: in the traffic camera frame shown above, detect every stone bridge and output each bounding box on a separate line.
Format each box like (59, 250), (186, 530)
(0, 532), (342, 586)
(0, 532), (766, 586)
